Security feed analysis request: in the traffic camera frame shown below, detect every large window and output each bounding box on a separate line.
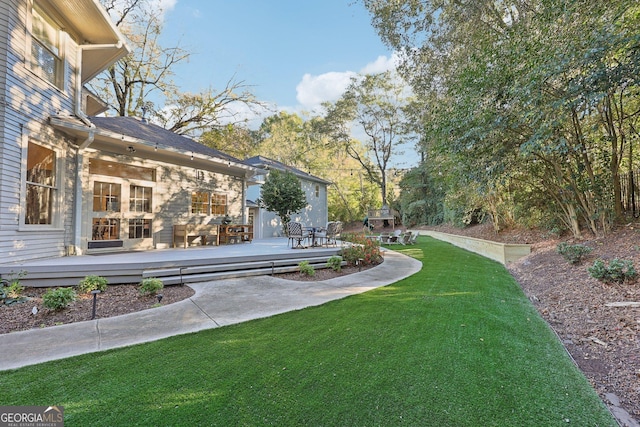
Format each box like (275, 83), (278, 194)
(191, 192), (209, 214)
(129, 219), (151, 239)
(212, 194), (227, 216)
(92, 218), (119, 240)
(30, 5), (63, 89)
(93, 182), (121, 212)
(130, 185), (152, 212)
(26, 142), (56, 225)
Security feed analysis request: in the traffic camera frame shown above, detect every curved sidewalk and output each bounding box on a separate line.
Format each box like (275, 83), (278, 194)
(0, 251), (421, 371)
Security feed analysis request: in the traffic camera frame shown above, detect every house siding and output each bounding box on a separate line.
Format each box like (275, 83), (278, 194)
(248, 176), (328, 238)
(82, 152), (245, 251)
(0, 0), (80, 263)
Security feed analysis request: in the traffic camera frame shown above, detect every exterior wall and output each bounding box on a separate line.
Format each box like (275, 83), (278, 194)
(247, 178), (328, 238)
(82, 151), (246, 252)
(0, 0), (80, 263)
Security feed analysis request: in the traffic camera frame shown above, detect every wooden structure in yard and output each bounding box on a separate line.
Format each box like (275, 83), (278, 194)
(367, 207), (398, 230)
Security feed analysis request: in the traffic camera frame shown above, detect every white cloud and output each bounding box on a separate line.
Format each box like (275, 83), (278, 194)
(157, 0), (177, 12)
(295, 71), (357, 110)
(140, 0), (177, 19)
(360, 53), (401, 74)
(294, 53), (401, 112)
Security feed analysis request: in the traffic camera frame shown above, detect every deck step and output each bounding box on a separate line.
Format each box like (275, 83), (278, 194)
(143, 256), (342, 285)
(155, 262), (344, 285)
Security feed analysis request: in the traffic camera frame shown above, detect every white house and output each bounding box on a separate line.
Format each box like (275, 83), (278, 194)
(0, 0), (258, 263)
(244, 156), (330, 239)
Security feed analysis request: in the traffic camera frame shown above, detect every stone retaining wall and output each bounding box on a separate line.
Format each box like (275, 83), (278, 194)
(411, 230), (530, 265)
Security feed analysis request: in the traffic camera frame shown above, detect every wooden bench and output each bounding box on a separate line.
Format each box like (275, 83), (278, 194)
(173, 224), (219, 248)
(219, 224), (253, 244)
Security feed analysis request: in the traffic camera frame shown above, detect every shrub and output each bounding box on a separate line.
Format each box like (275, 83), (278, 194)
(298, 261), (315, 277)
(556, 242), (593, 265)
(139, 278), (164, 296)
(0, 270), (28, 305)
(588, 258), (637, 284)
(327, 256), (343, 272)
(42, 287), (77, 310)
(340, 233), (382, 267)
(77, 275), (108, 294)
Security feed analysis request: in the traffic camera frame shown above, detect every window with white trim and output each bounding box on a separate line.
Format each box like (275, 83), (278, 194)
(191, 192), (209, 215)
(211, 193), (227, 216)
(130, 185), (152, 213)
(30, 4), (64, 89)
(129, 219), (151, 239)
(25, 142), (57, 225)
(92, 218), (120, 240)
(93, 182), (121, 212)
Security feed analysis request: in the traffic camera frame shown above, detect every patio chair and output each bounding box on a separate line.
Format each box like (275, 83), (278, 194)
(335, 221), (343, 244)
(316, 221), (335, 246)
(287, 222), (309, 248)
(379, 232), (391, 244)
(388, 229), (403, 244)
(316, 221), (340, 246)
(399, 231), (412, 245)
(408, 232), (418, 244)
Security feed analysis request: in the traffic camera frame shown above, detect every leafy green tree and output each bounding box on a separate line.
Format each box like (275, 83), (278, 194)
(256, 112), (330, 171)
(363, 0), (640, 237)
(200, 124), (259, 160)
(252, 112), (381, 223)
(257, 169), (307, 234)
(323, 71), (416, 207)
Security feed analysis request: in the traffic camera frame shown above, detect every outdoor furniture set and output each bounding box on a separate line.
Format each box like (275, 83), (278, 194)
(287, 221), (343, 249)
(377, 230), (416, 245)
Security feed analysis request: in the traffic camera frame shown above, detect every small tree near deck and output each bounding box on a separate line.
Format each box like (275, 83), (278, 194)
(258, 169), (307, 235)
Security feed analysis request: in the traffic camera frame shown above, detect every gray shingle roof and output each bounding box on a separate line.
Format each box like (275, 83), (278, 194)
(244, 156), (331, 185)
(90, 116), (242, 163)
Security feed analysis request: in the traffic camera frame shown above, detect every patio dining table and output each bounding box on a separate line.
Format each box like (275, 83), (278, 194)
(304, 226), (323, 247)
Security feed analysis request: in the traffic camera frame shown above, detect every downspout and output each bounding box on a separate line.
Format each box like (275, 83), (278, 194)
(71, 42), (122, 254)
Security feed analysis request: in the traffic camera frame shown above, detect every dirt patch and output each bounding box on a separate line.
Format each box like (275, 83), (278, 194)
(0, 285), (195, 335)
(0, 264), (371, 335)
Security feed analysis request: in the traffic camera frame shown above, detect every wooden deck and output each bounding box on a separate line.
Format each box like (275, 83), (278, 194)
(0, 238), (343, 287)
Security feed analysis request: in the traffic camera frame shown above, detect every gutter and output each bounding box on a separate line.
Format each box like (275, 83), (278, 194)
(70, 43), (122, 255)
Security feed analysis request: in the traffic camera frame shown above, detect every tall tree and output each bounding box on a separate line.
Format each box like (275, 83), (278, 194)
(94, 0), (265, 137)
(363, 0), (640, 237)
(155, 78), (265, 137)
(255, 112), (380, 222)
(323, 71), (415, 206)
(93, 0), (189, 117)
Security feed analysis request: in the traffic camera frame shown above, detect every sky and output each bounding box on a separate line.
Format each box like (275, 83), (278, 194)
(152, 0), (415, 167)
(159, 0), (396, 113)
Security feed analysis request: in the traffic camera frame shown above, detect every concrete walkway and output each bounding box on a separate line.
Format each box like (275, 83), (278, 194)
(0, 251), (421, 371)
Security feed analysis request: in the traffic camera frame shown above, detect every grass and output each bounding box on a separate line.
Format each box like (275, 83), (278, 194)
(1, 237), (615, 426)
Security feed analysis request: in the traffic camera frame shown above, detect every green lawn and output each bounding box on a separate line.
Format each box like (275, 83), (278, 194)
(1, 237), (615, 426)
